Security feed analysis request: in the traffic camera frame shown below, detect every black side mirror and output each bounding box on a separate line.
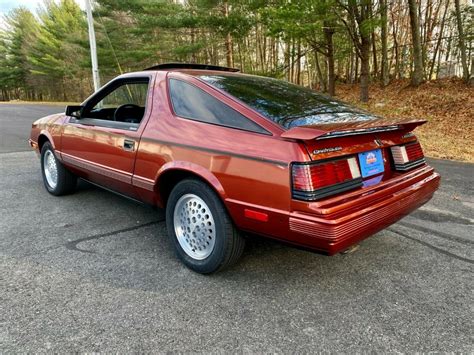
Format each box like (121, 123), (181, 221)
(65, 105), (83, 118)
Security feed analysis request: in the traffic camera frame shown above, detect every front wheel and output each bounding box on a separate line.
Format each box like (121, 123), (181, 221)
(166, 179), (245, 274)
(41, 142), (77, 196)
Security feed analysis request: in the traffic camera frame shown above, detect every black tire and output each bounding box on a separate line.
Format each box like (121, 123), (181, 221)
(166, 178), (245, 274)
(40, 142), (77, 196)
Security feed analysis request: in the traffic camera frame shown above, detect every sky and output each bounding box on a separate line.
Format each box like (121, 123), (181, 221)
(0, 0), (85, 28)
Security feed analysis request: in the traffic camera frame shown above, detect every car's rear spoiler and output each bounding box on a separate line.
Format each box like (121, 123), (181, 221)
(280, 118), (427, 140)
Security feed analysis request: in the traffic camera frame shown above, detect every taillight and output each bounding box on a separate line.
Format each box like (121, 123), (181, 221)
(390, 141), (425, 171)
(292, 157), (363, 201)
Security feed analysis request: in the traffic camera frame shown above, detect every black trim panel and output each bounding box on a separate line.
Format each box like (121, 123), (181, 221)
(69, 117), (140, 131)
(79, 178), (145, 206)
(145, 63), (239, 72)
(140, 138), (288, 166)
(317, 125), (400, 139)
(292, 177), (363, 201)
(394, 158), (426, 171)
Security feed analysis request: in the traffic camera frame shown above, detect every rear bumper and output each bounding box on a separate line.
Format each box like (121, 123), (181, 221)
(288, 166), (440, 254)
(227, 165), (440, 254)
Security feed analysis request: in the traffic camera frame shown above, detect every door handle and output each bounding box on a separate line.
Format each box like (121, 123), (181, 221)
(123, 139), (135, 151)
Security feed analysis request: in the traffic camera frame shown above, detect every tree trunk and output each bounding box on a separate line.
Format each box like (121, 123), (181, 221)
(285, 40), (291, 81)
(343, 0), (372, 100)
(470, 56), (474, 86)
(315, 52), (327, 92)
(349, 49), (354, 83)
(324, 25), (336, 96)
(355, 53), (359, 83)
(421, 0), (433, 76)
(212, 40), (219, 65)
(296, 39), (301, 85)
(224, 32), (233, 67)
(289, 38), (295, 83)
(237, 41), (244, 72)
(372, 32), (378, 78)
(273, 38), (278, 72)
(256, 24), (265, 72)
(454, 0), (470, 83)
(190, 27), (197, 63)
(391, 6), (401, 79)
(244, 36), (254, 71)
(360, 37), (370, 102)
(408, 0), (424, 86)
(429, 0), (450, 79)
(223, 1), (233, 68)
(380, 0), (390, 86)
(369, 4), (378, 78)
(345, 52), (351, 83)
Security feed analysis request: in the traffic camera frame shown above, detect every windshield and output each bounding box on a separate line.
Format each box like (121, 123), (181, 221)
(198, 74), (378, 129)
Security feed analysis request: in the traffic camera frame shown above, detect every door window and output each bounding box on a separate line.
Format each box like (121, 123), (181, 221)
(82, 79), (150, 127)
(97, 82), (148, 109)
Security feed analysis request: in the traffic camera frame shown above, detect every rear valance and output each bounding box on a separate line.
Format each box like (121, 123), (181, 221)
(280, 118), (427, 140)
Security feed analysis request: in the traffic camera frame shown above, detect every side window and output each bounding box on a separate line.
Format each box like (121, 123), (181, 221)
(169, 79), (268, 134)
(95, 82), (148, 109)
(84, 79), (149, 125)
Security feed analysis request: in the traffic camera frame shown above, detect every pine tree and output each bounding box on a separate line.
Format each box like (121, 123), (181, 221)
(0, 7), (39, 100)
(28, 0), (89, 100)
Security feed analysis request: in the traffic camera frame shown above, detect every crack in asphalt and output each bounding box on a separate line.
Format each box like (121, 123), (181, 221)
(398, 221), (474, 245)
(64, 220), (164, 254)
(413, 208), (474, 225)
(388, 228), (474, 264)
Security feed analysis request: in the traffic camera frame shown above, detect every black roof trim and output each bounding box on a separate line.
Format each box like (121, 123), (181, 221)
(144, 62), (240, 73)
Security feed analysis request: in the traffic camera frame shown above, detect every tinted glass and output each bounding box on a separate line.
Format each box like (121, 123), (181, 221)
(94, 81), (148, 110)
(198, 74), (378, 129)
(169, 79), (268, 134)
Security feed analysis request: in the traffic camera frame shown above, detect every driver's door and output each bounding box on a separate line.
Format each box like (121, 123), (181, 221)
(61, 76), (152, 198)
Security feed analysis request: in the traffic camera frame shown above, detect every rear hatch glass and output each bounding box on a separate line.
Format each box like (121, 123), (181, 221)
(198, 73), (379, 128)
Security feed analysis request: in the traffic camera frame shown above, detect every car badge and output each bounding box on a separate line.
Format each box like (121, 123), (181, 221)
(374, 138), (383, 147)
(312, 146), (342, 155)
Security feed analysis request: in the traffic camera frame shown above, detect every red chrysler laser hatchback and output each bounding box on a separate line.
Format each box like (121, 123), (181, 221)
(29, 63), (440, 273)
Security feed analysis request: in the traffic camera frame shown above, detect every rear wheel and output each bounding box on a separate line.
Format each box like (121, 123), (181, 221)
(41, 142), (77, 196)
(166, 179), (245, 274)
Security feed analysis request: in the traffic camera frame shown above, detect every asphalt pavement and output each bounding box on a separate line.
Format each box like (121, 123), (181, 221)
(1, 103), (473, 352)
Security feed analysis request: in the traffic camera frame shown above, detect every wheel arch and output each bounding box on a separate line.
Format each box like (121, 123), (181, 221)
(155, 162), (227, 208)
(37, 131), (55, 151)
